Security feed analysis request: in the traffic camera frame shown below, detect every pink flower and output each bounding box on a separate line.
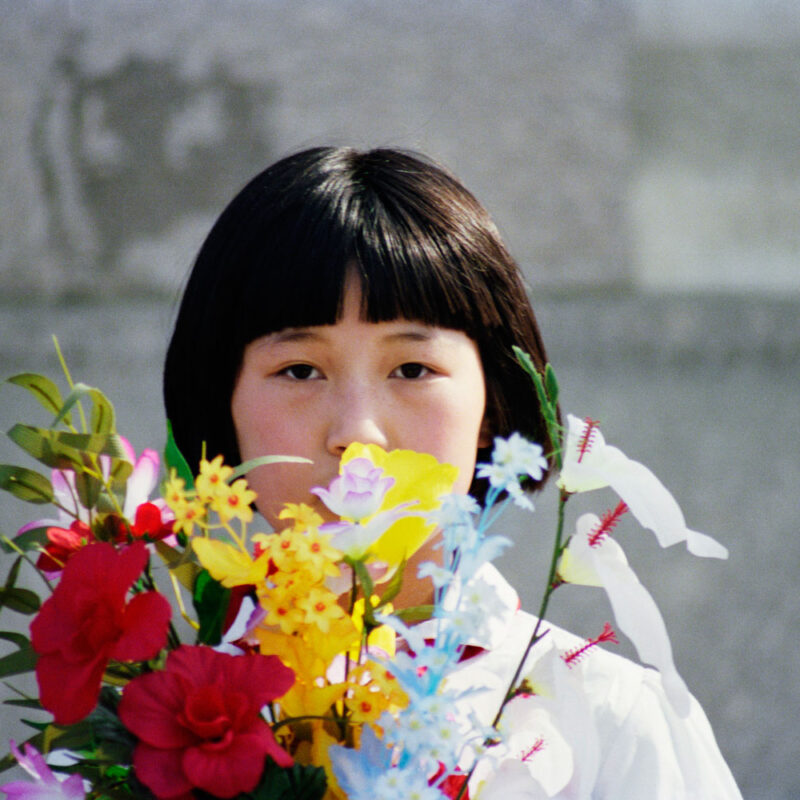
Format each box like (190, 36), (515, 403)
(30, 541), (171, 725)
(0, 741), (84, 800)
(311, 457), (394, 521)
(118, 645), (295, 800)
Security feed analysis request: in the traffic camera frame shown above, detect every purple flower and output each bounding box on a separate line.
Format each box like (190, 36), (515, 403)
(311, 458), (394, 521)
(0, 742), (85, 800)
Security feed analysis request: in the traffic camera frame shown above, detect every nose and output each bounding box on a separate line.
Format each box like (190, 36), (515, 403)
(325, 384), (390, 456)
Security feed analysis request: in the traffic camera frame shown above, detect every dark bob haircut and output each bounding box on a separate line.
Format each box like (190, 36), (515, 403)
(164, 146), (557, 497)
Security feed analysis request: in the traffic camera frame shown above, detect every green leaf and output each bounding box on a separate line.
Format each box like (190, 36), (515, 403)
(155, 540), (201, 591)
(3, 697), (43, 709)
(0, 631), (30, 649)
(4, 555), (22, 588)
(89, 387), (116, 435)
(0, 641), (37, 678)
(229, 454), (313, 482)
(0, 586), (41, 614)
(2, 526), (50, 553)
(52, 382), (115, 432)
(192, 569), (230, 646)
(0, 464), (54, 504)
(348, 557), (374, 600)
(377, 558), (407, 609)
(7, 373), (64, 417)
(6, 426), (133, 497)
(393, 604), (434, 623)
(544, 363), (560, 406)
(249, 760), (327, 800)
(164, 419), (195, 489)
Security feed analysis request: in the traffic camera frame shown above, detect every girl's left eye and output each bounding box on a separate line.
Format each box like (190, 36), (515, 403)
(391, 362), (430, 379)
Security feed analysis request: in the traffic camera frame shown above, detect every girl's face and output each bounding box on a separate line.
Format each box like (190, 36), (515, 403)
(231, 279), (489, 529)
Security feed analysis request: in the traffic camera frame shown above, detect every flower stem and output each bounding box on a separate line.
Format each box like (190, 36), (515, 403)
(491, 487), (569, 727)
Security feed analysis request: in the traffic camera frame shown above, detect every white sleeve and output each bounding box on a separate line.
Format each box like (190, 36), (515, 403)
(589, 662), (742, 800)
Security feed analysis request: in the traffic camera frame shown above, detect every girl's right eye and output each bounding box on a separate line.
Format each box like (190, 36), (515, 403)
(280, 363), (321, 380)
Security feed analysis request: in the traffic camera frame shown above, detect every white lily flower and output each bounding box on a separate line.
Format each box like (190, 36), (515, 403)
(558, 414), (728, 559)
(558, 512), (691, 716)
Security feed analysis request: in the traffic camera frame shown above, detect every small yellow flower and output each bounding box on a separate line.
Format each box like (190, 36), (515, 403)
(170, 496), (206, 536)
(297, 587), (346, 633)
(195, 455), (234, 503)
(279, 502), (324, 532)
(212, 478), (257, 523)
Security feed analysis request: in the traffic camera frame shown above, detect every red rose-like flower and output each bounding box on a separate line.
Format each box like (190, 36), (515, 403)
(118, 645), (295, 800)
(31, 541), (171, 725)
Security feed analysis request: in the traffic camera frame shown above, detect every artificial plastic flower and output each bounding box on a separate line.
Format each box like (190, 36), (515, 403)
(311, 457), (395, 521)
(557, 511), (692, 715)
(558, 415), (728, 559)
(325, 444), (459, 570)
(30, 541), (171, 725)
(19, 438), (169, 574)
(118, 645), (295, 800)
(0, 741), (85, 800)
(476, 433), (549, 510)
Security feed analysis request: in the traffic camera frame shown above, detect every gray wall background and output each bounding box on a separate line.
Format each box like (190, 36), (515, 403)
(1, 2), (799, 797)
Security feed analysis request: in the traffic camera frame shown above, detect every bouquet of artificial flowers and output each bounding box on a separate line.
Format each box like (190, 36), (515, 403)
(0, 346), (728, 800)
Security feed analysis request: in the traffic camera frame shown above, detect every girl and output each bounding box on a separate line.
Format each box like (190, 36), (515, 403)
(163, 147), (741, 797)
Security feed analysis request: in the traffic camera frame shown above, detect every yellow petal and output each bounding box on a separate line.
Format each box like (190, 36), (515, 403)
(192, 538), (269, 587)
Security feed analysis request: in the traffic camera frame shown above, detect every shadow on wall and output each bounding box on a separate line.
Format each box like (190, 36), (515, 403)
(27, 38), (277, 295)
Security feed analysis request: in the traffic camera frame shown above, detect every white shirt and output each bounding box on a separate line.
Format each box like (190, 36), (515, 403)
(436, 564), (742, 800)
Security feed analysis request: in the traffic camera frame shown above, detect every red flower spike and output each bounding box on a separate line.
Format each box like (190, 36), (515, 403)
(31, 541), (171, 725)
(562, 622), (619, 668)
(119, 645), (295, 800)
(576, 417), (600, 463)
(520, 737), (546, 762)
(587, 500), (629, 548)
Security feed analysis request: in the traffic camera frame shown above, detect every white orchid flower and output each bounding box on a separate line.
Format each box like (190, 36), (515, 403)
(558, 512), (691, 716)
(558, 414), (727, 559)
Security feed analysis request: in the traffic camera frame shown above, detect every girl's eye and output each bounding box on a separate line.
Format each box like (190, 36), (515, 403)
(281, 363), (320, 380)
(392, 362), (430, 379)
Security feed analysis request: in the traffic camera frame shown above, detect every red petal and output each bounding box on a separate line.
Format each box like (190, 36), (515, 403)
(133, 503), (164, 537)
(221, 652), (295, 705)
(36, 650), (107, 725)
(119, 670), (197, 748)
(112, 591), (171, 660)
(133, 742), (194, 800)
(182, 733), (269, 798)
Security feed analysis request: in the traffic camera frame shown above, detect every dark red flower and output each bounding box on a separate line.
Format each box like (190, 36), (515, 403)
(31, 541), (171, 725)
(35, 520), (95, 574)
(118, 645), (295, 800)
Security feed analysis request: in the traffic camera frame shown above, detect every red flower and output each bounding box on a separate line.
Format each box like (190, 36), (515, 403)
(35, 520), (95, 574)
(118, 645), (295, 800)
(116, 502), (174, 543)
(31, 541), (171, 725)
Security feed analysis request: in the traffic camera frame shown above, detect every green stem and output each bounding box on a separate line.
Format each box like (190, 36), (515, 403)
(490, 488), (569, 727)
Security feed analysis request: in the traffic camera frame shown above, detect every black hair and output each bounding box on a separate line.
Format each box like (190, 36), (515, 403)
(164, 146), (557, 497)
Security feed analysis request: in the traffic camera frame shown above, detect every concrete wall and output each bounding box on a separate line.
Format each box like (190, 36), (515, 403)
(1, 2), (799, 798)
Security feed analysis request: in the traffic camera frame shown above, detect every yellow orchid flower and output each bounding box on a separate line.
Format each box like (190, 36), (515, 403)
(340, 443), (458, 570)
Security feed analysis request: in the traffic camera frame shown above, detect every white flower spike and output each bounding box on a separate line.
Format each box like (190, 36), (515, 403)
(558, 414), (728, 559)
